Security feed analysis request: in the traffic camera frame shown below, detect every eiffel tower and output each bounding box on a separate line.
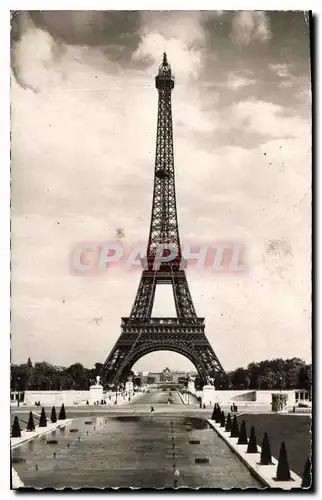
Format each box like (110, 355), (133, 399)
(101, 54), (226, 386)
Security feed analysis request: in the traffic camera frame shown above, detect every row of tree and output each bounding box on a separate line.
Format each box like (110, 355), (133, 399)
(227, 358), (312, 391)
(190, 357), (311, 392)
(11, 357), (312, 393)
(11, 358), (104, 392)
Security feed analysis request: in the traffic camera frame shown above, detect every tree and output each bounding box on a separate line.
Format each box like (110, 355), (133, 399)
(34, 362), (56, 375)
(27, 411), (35, 431)
(247, 362), (261, 389)
(39, 407), (47, 427)
(27, 374), (53, 390)
(194, 376), (203, 391)
(214, 372), (229, 389)
(94, 363), (103, 377)
(67, 363), (89, 390)
(51, 406), (57, 423)
(58, 403), (66, 420)
(276, 442), (291, 481)
(12, 416), (21, 437)
(11, 364), (30, 392)
(230, 368), (250, 390)
(298, 365), (312, 391)
(133, 377), (142, 387)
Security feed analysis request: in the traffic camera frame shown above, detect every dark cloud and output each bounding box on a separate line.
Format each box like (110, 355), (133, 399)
(268, 11), (310, 58)
(203, 11), (310, 64)
(28, 10), (141, 50)
(11, 11), (144, 90)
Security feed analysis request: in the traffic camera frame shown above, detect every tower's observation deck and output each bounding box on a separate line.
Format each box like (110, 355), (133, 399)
(155, 52), (175, 90)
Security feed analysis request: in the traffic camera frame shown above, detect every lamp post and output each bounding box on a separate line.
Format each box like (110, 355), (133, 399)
(173, 468), (180, 488)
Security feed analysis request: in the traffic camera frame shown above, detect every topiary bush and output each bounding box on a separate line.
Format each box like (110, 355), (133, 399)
(11, 416), (21, 438)
(58, 403), (66, 420)
(27, 411), (35, 432)
(39, 407), (47, 427)
(51, 406), (57, 423)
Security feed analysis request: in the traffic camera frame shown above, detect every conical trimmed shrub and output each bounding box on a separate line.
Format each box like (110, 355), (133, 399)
(27, 412), (35, 432)
(230, 415), (239, 438)
(276, 442), (291, 481)
(211, 406), (216, 420)
(51, 406), (57, 423)
(237, 420), (248, 445)
(225, 413), (232, 432)
(301, 457), (312, 488)
(215, 406), (221, 423)
(39, 407), (47, 427)
(260, 432), (272, 465)
(247, 425), (258, 453)
(58, 403), (66, 420)
(220, 411), (225, 427)
(11, 416), (21, 437)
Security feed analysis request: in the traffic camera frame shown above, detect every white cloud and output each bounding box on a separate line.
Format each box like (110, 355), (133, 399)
(12, 24), (63, 92)
(227, 72), (256, 91)
(279, 80), (294, 88)
(231, 99), (311, 139)
(133, 32), (203, 83)
(140, 12), (206, 47)
(269, 63), (292, 79)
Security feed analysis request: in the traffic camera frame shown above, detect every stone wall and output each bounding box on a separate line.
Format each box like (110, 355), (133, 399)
(212, 389), (297, 406)
(22, 389), (134, 406)
(21, 388), (300, 407)
(24, 390), (90, 406)
(195, 389), (299, 406)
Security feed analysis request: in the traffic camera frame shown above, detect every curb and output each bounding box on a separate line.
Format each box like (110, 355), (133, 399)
(11, 419), (73, 449)
(207, 419), (302, 490)
(177, 391), (186, 405)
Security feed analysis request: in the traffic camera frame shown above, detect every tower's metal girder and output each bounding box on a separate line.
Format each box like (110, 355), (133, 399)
(101, 54), (226, 386)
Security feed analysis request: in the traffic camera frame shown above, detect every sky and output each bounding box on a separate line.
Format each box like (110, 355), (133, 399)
(11, 10), (311, 373)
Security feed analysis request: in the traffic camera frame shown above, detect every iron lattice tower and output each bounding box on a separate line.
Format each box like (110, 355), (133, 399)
(101, 54), (226, 386)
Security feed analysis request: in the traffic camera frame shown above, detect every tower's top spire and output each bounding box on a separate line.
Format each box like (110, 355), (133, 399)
(158, 52), (172, 77)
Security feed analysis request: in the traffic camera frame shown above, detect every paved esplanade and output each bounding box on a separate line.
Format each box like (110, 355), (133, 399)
(128, 389), (184, 407)
(12, 391), (261, 489)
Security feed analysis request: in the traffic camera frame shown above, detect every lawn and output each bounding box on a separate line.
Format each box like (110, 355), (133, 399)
(236, 413), (311, 478)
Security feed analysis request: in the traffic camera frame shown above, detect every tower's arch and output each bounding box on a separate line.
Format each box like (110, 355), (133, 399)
(115, 344), (208, 385)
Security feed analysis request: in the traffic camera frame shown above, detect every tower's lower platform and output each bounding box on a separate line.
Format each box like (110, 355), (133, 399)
(100, 317), (225, 386)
